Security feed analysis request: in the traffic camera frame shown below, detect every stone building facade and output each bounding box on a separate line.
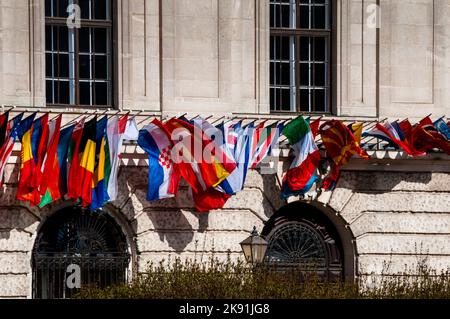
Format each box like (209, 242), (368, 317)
(0, 0), (449, 298)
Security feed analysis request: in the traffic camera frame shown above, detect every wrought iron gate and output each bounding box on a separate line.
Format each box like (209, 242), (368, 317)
(262, 204), (344, 281)
(33, 207), (130, 299)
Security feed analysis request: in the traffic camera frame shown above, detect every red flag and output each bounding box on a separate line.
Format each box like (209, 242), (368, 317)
(17, 114), (46, 206)
(399, 119), (413, 142)
(164, 118), (235, 194)
(0, 112), (8, 148)
(320, 120), (370, 167)
(39, 115), (62, 197)
(192, 188), (231, 213)
(412, 122), (450, 155)
(67, 119), (86, 199)
(322, 163), (340, 191)
(419, 116), (434, 127)
(310, 118), (321, 138)
(31, 113), (50, 189)
(319, 120), (369, 191)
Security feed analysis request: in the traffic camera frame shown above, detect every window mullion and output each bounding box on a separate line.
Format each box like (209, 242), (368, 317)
(75, 27), (80, 106)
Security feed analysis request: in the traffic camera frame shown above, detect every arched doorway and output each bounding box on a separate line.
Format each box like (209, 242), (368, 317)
(32, 206), (130, 299)
(262, 202), (348, 281)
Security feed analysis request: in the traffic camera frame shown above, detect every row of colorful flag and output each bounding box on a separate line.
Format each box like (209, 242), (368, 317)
(0, 111), (138, 210)
(0, 111), (449, 212)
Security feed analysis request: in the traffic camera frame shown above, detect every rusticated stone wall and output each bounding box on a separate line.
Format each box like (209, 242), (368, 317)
(1, 159), (450, 298)
(321, 171), (450, 280)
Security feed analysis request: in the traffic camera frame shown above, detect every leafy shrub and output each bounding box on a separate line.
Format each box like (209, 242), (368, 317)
(76, 257), (450, 299)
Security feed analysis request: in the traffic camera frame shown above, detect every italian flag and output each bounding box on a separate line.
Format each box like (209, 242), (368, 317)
(281, 117), (321, 199)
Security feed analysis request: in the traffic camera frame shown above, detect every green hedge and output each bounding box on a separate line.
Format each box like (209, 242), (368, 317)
(76, 257), (450, 299)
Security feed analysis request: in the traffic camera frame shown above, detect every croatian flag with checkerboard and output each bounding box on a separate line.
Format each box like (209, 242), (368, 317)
(138, 119), (180, 201)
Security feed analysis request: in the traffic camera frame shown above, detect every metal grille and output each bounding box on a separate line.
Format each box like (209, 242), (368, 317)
(33, 254), (129, 299)
(264, 220), (343, 281)
(33, 207), (130, 299)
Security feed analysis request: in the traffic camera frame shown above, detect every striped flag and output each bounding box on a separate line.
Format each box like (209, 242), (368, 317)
(0, 112), (9, 148)
(39, 118), (73, 208)
(250, 121), (283, 169)
(434, 118), (450, 140)
(67, 118), (85, 199)
(106, 115), (128, 202)
(0, 113), (24, 187)
(16, 113), (40, 205)
(138, 119), (180, 201)
(164, 118), (236, 211)
(281, 117), (320, 198)
(31, 113), (50, 191)
(67, 117), (97, 207)
(363, 122), (425, 156)
(217, 122), (254, 195)
(90, 116), (109, 211)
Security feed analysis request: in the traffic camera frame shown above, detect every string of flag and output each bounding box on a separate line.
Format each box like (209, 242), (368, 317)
(0, 111), (449, 212)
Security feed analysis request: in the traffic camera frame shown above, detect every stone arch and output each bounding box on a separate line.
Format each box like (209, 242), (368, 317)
(31, 203), (136, 299)
(261, 201), (357, 282)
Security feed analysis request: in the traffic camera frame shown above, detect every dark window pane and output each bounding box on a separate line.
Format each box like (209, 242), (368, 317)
(270, 62), (275, 85)
(270, 4), (275, 28)
(79, 0), (91, 19)
(79, 28), (91, 53)
(57, 0), (69, 18)
(45, 26), (52, 51)
(300, 89), (310, 112)
(300, 37), (310, 61)
(79, 55), (91, 79)
(58, 81), (70, 104)
(270, 37), (275, 60)
(95, 82), (108, 105)
(314, 89), (326, 112)
(94, 28), (107, 53)
(313, 5), (326, 29)
(273, 4), (281, 28)
(279, 89), (291, 111)
(58, 27), (69, 52)
(300, 63), (310, 86)
(314, 63), (326, 86)
(46, 80), (54, 104)
(279, 62), (291, 86)
(299, 5), (310, 29)
(94, 56), (107, 79)
(94, 0), (109, 20)
(280, 4), (290, 28)
(80, 82), (92, 105)
(270, 87), (276, 110)
(58, 54), (69, 78)
(46, 53), (54, 77)
(272, 36), (291, 61)
(314, 37), (326, 61)
(45, 0), (53, 17)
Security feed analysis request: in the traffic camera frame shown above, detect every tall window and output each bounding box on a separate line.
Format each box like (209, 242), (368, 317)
(45, 0), (113, 107)
(270, 0), (331, 113)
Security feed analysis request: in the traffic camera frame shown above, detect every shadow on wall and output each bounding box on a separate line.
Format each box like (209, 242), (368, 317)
(337, 171), (433, 194)
(117, 164), (210, 253)
(261, 171), (287, 220)
(140, 205), (209, 253)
